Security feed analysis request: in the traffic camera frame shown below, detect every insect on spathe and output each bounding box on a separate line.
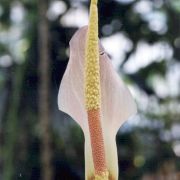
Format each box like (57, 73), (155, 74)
(58, 0), (137, 179)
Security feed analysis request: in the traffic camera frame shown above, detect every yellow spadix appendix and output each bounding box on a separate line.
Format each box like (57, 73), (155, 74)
(58, 0), (137, 179)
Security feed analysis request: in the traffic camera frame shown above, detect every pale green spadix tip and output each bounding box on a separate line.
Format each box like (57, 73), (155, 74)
(92, 0), (98, 5)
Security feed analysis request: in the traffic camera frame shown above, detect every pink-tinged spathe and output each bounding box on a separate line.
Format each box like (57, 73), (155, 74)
(58, 26), (137, 179)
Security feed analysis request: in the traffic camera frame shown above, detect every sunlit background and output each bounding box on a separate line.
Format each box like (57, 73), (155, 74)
(0, 0), (180, 179)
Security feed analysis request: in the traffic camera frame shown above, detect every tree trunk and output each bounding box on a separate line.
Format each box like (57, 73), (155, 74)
(3, 65), (25, 180)
(38, 0), (53, 180)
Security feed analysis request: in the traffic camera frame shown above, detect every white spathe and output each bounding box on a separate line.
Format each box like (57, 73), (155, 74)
(58, 26), (137, 179)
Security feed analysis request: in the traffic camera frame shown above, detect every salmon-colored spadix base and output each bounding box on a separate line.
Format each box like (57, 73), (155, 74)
(87, 109), (107, 175)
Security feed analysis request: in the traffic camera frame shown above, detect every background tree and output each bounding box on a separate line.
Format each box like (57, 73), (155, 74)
(38, 0), (53, 179)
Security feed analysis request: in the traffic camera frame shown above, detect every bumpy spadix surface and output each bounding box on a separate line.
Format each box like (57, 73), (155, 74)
(58, 26), (137, 179)
(85, 0), (108, 177)
(85, 0), (100, 110)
